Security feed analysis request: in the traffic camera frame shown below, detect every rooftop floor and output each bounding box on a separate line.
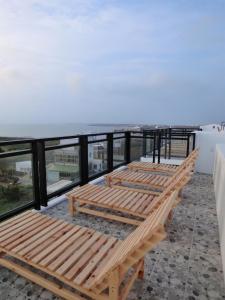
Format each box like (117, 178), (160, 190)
(0, 173), (225, 299)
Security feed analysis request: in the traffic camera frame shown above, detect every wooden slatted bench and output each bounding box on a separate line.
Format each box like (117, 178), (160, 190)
(0, 191), (177, 300)
(67, 167), (191, 225)
(128, 149), (198, 174)
(105, 150), (198, 191)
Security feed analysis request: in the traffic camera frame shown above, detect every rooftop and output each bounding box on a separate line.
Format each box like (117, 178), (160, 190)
(0, 172), (224, 300)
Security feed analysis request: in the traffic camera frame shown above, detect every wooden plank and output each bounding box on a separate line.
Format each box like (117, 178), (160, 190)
(24, 223), (72, 260)
(5, 217), (57, 250)
(65, 235), (108, 281)
(47, 228), (94, 271)
(0, 257), (86, 300)
(13, 219), (65, 254)
(0, 211), (33, 231)
(120, 260), (143, 300)
(74, 237), (117, 285)
(56, 232), (102, 276)
(0, 215), (49, 246)
(112, 185), (160, 195)
(31, 225), (81, 264)
(78, 206), (142, 226)
(84, 241), (121, 289)
(0, 213), (45, 242)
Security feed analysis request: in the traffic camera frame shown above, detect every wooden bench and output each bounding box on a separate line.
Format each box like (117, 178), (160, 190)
(128, 149), (198, 174)
(0, 191), (177, 300)
(105, 150), (198, 191)
(67, 167), (191, 225)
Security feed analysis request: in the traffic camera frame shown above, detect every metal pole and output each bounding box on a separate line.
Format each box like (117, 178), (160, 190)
(125, 132), (131, 164)
(142, 131), (147, 157)
(107, 133), (113, 172)
(192, 133), (196, 150)
(37, 141), (48, 207)
(186, 134), (190, 157)
(157, 130), (161, 164)
(168, 128), (172, 159)
(164, 129), (167, 159)
(31, 141), (41, 210)
(79, 135), (89, 185)
(153, 132), (156, 163)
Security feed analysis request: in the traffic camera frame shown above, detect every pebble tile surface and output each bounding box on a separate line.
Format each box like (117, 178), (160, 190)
(0, 173), (225, 300)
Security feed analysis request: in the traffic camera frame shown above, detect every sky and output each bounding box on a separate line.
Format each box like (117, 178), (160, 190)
(0, 0), (225, 125)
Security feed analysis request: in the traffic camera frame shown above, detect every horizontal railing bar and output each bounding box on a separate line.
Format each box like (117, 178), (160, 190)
(112, 136), (126, 140)
(0, 139), (34, 146)
(88, 139), (107, 144)
(45, 143), (80, 151)
(87, 131), (126, 137)
(36, 135), (80, 142)
(0, 149), (32, 158)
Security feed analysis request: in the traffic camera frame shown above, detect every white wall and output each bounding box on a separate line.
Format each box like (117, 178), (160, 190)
(195, 131), (225, 174)
(213, 145), (225, 283)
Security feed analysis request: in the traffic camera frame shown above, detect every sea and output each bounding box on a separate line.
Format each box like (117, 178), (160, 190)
(0, 123), (138, 139)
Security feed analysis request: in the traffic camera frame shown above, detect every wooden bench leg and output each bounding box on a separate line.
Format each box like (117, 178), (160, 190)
(109, 269), (120, 300)
(138, 258), (144, 279)
(68, 198), (76, 216)
(106, 176), (111, 187)
(168, 210), (173, 222)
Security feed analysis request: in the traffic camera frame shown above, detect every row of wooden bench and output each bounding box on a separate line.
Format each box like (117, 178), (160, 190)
(0, 149), (198, 300)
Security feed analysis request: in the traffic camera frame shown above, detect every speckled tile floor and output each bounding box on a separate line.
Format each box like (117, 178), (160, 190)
(0, 173), (225, 300)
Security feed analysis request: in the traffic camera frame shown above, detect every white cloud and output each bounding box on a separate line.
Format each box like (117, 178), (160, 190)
(0, 1), (224, 124)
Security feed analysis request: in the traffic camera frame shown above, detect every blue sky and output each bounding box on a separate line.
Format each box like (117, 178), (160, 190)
(0, 0), (224, 125)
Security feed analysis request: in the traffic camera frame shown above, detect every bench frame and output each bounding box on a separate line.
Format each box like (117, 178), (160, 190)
(67, 167), (191, 226)
(0, 211), (168, 300)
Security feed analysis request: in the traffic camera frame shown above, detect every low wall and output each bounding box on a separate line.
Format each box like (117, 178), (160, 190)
(195, 131), (225, 174)
(213, 144), (225, 282)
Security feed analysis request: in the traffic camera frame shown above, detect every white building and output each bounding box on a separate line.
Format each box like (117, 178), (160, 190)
(16, 161), (32, 175)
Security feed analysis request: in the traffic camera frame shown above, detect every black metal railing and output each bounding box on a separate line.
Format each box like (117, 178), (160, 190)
(0, 128), (197, 220)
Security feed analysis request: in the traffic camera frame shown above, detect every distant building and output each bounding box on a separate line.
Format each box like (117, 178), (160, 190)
(16, 161), (32, 175)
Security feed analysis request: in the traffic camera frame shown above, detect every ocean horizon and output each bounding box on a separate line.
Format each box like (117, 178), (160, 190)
(0, 123), (138, 139)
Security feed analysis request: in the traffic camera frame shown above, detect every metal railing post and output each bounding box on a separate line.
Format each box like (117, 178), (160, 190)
(153, 132), (156, 163)
(125, 132), (131, 164)
(79, 135), (89, 185)
(142, 131), (147, 157)
(107, 133), (113, 172)
(186, 134), (190, 157)
(192, 133), (196, 150)
(168, 128), (172, 159)
(31, 141), (41, 210)
(164, 129), (167, 159)
(37, 141), (48, 207)
(157, 130), (161, 164)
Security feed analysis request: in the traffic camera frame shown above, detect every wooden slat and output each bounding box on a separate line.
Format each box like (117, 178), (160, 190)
(78, 207), (142, 226)
(65, 235), (109, 281)
(13, 219), (65, 254)
(88, 190), (177, 288)
(56, 232), (102, 276)
(5, 217), (57, 250)
(31, 225), (80, 264)
(73, 237), (118, 285)
(0, 258), (86, 300)
(47, 228), (94, 271)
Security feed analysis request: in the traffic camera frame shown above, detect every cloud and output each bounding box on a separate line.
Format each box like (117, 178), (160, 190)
(0, 0), (224, 124)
